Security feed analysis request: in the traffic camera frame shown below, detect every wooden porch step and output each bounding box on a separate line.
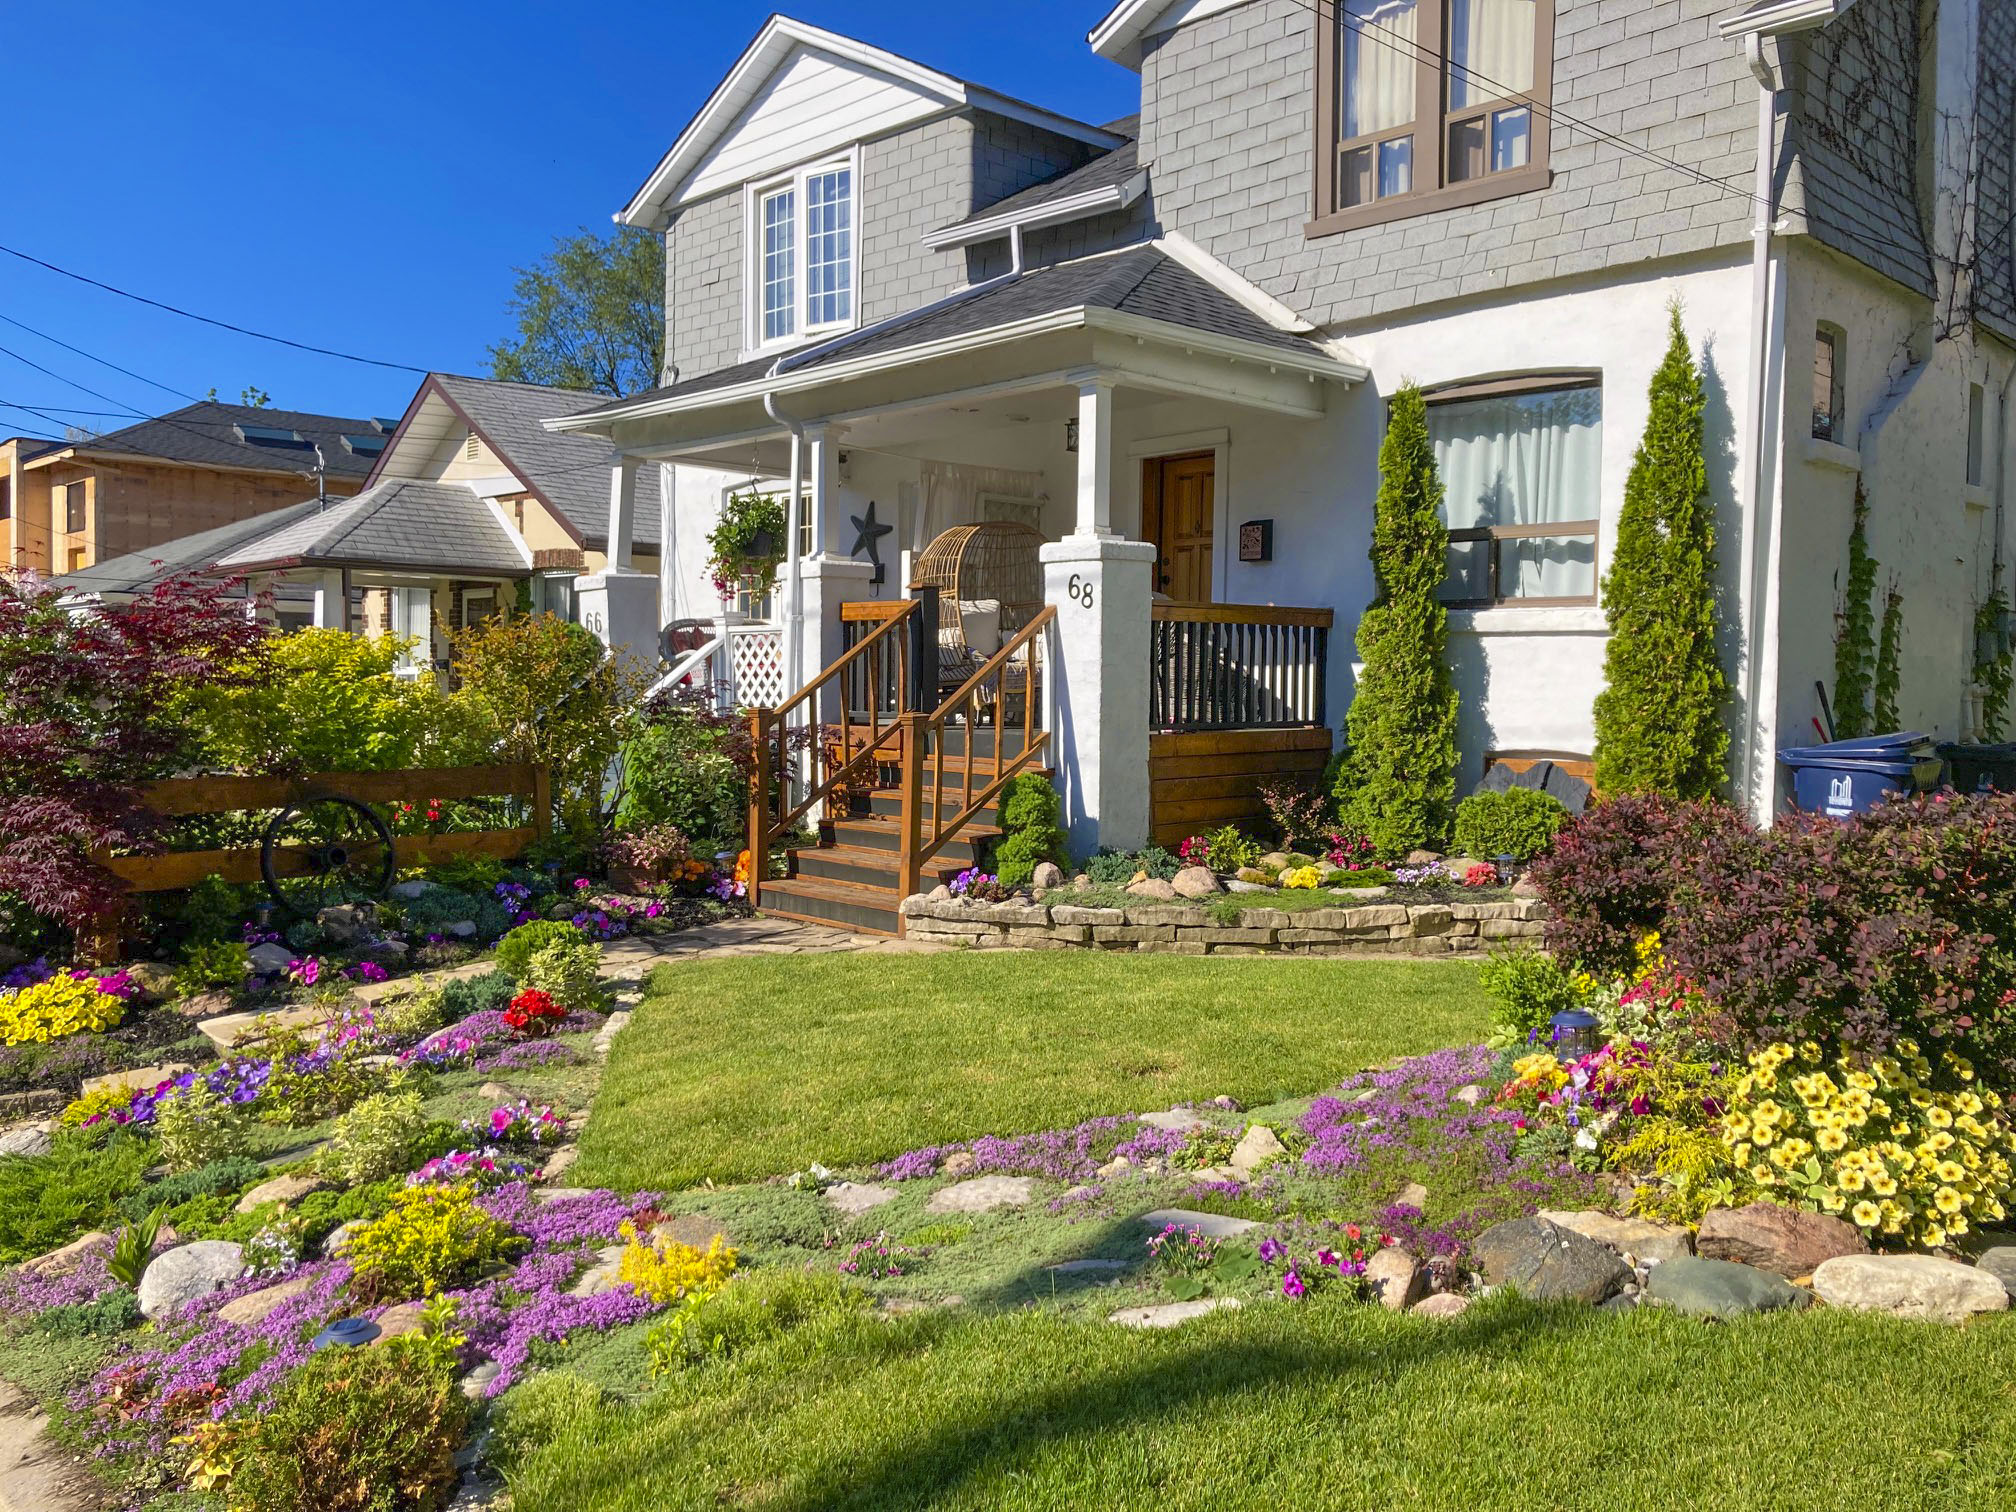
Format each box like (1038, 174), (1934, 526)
(758, 876), (903, 936)
(829, 816), (996, 866)
(793, 844), (969, 891)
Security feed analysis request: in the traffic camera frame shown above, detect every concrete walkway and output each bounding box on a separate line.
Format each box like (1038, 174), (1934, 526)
(0, 1383), (106, 1512)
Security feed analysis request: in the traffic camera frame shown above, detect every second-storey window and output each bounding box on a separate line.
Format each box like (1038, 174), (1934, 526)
(1317, 0), (1551, 232)
(63, 481), (86, 534)
(1426, 376), (1601, 607)
(750, 159), (854, 348)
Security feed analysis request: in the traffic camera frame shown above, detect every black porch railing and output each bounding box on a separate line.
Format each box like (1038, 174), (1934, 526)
(1150, 603), (1333, 732)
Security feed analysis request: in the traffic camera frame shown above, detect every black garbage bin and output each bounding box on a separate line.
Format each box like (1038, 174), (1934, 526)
(1936, 742), (2016, 794)
(1779, 732), (1943, 818)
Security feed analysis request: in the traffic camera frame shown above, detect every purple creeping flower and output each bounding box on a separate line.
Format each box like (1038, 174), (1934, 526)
(1, 957), (52, 991)
(0, 1238), (118, 1318)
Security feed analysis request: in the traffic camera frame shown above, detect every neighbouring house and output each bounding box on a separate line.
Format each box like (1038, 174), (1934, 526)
(524, 2), (2014, 931)
(54, 374), (661, 669)
(3, 401), (382, 578)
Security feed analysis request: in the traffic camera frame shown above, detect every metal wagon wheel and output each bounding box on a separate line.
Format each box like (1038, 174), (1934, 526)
(261, 795), (396, 916)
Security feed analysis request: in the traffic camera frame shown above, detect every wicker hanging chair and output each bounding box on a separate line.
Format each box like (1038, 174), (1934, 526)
(908, 521), (1044, 701)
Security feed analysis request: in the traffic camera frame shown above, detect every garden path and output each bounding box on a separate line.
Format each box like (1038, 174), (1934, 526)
(0, 1382), (104, 1512)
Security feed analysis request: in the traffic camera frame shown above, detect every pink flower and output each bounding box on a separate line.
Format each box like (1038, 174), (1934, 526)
(1282, 1268), (1306, 1299)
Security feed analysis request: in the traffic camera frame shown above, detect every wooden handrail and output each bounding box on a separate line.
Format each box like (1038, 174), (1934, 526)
(747, 598), (921, 905)
(839, 600), (911, 622)
(1151, 602), (1335, 627)
(900, 606), (1056, 900)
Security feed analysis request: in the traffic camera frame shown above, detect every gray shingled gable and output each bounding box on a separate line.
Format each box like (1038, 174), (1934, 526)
(68, 401), (384, 479)
(214, 480), (529, 576)
(943, 139), (1142, 232)
(429, 374), (662, 550)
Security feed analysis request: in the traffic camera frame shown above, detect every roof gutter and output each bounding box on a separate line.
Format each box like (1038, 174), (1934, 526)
(923, 172), (1147, 251)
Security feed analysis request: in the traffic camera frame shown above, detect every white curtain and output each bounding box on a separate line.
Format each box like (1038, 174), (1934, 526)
(1341, 0), (1417, 139)
(915, 461), (1049, 552)
(1447, 0), (1535, 108)
(1428, 387), (1601, 599)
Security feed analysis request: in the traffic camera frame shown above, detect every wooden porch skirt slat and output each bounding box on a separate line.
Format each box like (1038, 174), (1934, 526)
(1147, 727), (1331, 849)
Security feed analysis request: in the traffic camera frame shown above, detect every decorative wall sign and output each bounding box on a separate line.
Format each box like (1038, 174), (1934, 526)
(1239, 519), (1274, 563)
(849, 499), (893, 584)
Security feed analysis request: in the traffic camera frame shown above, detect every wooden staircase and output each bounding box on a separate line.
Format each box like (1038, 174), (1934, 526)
(761, 727), (1042, 934)
(743, 600), (1055, 938)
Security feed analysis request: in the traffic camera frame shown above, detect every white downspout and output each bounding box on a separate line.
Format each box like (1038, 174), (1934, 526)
(763, 392), (806, 696)
(1739, 33), (1785, 816)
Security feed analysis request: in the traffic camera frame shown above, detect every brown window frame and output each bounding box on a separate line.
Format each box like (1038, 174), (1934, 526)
(1310, 0), (1554, 238)
(1812, 324), (1845, 443)
(63, 481), (86, 534)
(1423, 372), (1601, 610)
(0, 477), (10, 522)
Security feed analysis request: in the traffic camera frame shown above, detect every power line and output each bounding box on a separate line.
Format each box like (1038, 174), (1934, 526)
(0, 240), (432, 375)
(0, 310), (200, 403)
(0, 340), (148, 422)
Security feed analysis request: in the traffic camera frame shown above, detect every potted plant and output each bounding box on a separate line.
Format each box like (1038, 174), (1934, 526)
(706, 489), (788, 604)
(607, 823), (693, 894)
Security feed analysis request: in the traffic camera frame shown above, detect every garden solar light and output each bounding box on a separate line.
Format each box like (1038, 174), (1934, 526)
(310, 1317), (381, 1351)
(1550, 1011), (1601, 1060)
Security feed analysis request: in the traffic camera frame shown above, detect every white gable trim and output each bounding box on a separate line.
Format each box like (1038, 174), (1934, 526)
(620, 16), (1121, 228)
(1088, 0), (1257, 68)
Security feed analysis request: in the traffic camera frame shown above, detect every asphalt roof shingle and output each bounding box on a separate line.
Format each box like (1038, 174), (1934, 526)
(51, 498), (330, 598)
(942, 138), (1141, 233)
(213, 480), (530, 576)
(67, 401), (386, 479)
(431, 375), (662, 549)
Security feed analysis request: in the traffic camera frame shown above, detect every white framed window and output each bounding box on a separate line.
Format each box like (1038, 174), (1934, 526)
(746, 153), (856, 350)
(390, 586), (435, 677)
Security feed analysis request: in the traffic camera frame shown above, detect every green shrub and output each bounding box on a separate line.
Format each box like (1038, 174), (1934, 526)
(172, 939), (247, 997)
(1452, 789), (1570, 863)
(495, 921), (580, 983)
(375, 984), (452, 1045)
(1202, 825), (1262, 873)
(1591, 304), (1729, 799)
(177, 875), (250, 948)
(346, 1184), (518, 1302)
(403, 886), (509, 941)
(439, 971), (517, 1022)
(320, 1090), (429, 1187)
(218, 1332), (466, 1512)
(0, 1133), (152, 1263)
(1323, 867), (1394, 888)
(114, 1156), (263, 1225)
(646, 1268), (868, 1377)
(154, 1084), (252, 1174)
(617, 696), (752, 853)
(426, 854), (505, 896)
(1082, 846), (1179, 886)
(520, 937), (604, 1013)
(1337, 383), (1458, 856)
(1478, 946), (1588, 1046)
(992, 774), (1068, 889)
(35, 1289), (141, 1338)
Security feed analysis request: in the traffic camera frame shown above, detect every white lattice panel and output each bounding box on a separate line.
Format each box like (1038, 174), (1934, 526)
(728, 627), (787, 708)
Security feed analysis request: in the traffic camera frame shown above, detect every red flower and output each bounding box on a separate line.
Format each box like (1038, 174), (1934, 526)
(503, 988), (565, 1039)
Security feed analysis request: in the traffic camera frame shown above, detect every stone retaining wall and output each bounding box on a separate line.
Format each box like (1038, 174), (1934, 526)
(897, 894), (1550, 955)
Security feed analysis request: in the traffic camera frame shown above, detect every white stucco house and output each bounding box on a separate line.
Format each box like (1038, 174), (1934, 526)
(553, 2), (2016, 932)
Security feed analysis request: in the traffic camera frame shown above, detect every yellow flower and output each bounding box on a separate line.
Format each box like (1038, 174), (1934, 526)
(1927, 1106), (1954, 1129)
(1869, 1172), (1898, 1197)
(1934, 1186), (1965, 1216)
(1837, 1167), (1867, 1193)
(1850, 1200), (1882, 1228)
(1816, 1128), (1848, 1153)
(1924, 1223), (1947, 1247)
(1936, 1160), (1966, 1185)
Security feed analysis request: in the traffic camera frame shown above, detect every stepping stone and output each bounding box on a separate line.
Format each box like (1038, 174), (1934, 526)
(533, 1187), (594, 1204)
(1411, 1292), (1470, 1318)
(825, 1181), (898, 1217)
(21, 1232), (109, 1278)
(926, 1175), (1035, 1215)
(1137, 1208), (1257, 1239)
(538, 1147), (581, 1182)
(0, 1123), (51, 1159)
(566, 1246), (628, 1298)
(0, 1380), (106, 1512)
(1108, 1297), (1240, 1328)
(81, 1063), (193, 1099)
(196, 1005), (323, 1055)
(137, 1240), (244, 1319)
(459, 1362), (501, 1401)
(1137, 1108), (1212, 1133)
(650, 1216), (732, 1251)
(1811, 1254), (2010, 1323)
(1644, 1256), (1813, 1318)
(1393, 1181), (1430, 1211)
(321, 1220), (365, 1257)
(1048, 1258), (1131, 1273)
(371, 1300), (430, 1342)
(234, 1172), (330, 1214)
(218, 1275), (317, 1329)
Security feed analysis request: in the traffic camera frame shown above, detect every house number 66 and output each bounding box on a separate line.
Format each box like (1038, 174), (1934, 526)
(1067, 574), (1095, 609)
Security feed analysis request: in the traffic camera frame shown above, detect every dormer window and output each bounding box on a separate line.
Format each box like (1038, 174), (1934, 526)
(748, 155), (856, 349)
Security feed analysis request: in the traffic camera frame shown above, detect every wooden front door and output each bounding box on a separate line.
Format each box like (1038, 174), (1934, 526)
(1141, 451), (1216, 603)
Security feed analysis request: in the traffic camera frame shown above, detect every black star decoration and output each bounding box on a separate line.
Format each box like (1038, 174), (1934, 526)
(848, 499), (893, 583)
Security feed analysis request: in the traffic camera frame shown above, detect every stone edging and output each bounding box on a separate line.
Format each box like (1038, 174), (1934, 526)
(897, 895), (1549, 955)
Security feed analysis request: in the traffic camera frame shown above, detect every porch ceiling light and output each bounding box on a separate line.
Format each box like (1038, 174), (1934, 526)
(1065, 418), (1079, 453)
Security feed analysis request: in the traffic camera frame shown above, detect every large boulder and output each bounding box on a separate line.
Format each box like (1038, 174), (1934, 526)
(1171, 866), (1222, 898)
(1810, 1254), (2011, 1324)
(1977, 1247), (2016, 1300)
(137, 1240), (244, 1319)
(1471, 1216), (1631, 1303)
(234, 1172), (330, 1215)
(1539, 1210), (1694, 1265)
(1125, 878), (1179, 901)
(1227, 1124), (1286, 1178)
(1696, 1202), (1867, 1278)
(1364, 1246), (1428, 1310)
(1031, 862), (1066, 890)
(1645, 1256), (1813, 1317)
(217, 1275), (318, 1329)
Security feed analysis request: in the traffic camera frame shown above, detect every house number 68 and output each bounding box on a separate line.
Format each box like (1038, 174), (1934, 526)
(1067, 574), (1095, 609)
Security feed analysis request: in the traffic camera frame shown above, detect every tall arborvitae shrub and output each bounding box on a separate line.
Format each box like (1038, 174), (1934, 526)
(1872, 582), (1904, 732)
(1832, 481), (1879, 738)
(1336, 384), (1459, 856)
(1591, 304), (1729, 798)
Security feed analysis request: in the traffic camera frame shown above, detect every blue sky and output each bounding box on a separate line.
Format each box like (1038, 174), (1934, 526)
(0, 1), (1138, 437)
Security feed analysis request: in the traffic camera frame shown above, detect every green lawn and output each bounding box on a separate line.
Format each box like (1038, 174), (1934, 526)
(574, 952), (1488, 1190)
(495, 1291), (2016, 1511)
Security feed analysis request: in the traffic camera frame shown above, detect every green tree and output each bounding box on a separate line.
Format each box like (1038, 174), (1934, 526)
(1832, 480), (1879, 738)
(489, 228), (664, 397)
(1336, 384), (1459, 856)
(1591, 304), (1729, 798)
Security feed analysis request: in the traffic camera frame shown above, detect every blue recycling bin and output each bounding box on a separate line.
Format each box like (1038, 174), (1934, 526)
(1779, 732), (1944, 818)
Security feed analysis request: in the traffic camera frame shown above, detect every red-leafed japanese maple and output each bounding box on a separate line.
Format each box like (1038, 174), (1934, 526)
(0, 574), (269, 933)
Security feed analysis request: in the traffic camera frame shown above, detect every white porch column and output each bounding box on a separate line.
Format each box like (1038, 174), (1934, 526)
(786, 421), (871, 696)
(1073, 377), (1116, 537)
(806, 421), (842, 555)
(576, 455), (660, 672)
(1041, 535), (1155, 855)
(310, 569), (347, 630)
